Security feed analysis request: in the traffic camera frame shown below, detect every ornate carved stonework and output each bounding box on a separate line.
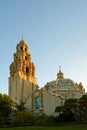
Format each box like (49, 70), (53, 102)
(9, 39), (86, 116)
(9, 39), (37, 84)
(9, 39), (37, 110)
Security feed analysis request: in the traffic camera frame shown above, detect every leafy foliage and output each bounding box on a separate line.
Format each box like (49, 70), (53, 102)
(0, 93), (87, 127)
(0, 93), (13, 126)
(55, 95), (87, 123)
(11, 111), (34, 126)
(77, 95), (87, 122)
(13, 100), (27, 111)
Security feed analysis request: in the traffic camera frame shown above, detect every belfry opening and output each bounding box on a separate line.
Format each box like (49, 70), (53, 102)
(26, 66), (29, 74)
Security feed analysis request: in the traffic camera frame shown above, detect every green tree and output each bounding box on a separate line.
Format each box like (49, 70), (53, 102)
(0, 93), (13, 126)
(14, 100), (27, 111)
(77, 95), (87, 122)
(55, 98), (78, 122)
(63, 98), (78, 121)
(11, 111), (34, 127)
(55, 106), (63, 114)
(79, 95), (87, 109)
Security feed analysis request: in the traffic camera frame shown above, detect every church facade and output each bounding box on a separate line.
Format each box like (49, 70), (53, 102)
(9, 39), (85, 115)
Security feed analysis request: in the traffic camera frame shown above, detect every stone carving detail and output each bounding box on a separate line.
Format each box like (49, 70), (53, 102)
(9, 40), (37, 84)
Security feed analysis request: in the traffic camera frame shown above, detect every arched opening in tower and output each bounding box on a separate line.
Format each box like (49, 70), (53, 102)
(21, 46), (23, 50)
(25, 56), (27, 60)
(26, 66), (29, 74)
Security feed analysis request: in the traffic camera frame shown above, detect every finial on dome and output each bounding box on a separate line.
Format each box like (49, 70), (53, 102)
(57, 66), (64, 79)
(59, 66), (61, 72)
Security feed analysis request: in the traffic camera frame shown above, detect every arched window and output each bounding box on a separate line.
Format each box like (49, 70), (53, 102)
(25, 56), (27, 60)
(35, 97), (41, 109)
(21, 46), (23, 50)
(47, 86), (50, 90)
(25, 48), (27, 51)
(26, 67), (29, 73)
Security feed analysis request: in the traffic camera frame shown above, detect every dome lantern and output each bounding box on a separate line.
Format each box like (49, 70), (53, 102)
(57, 66), (64, 79)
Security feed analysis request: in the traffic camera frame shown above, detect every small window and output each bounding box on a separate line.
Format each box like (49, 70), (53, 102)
(21, 46), (23, 50)
(26, 67), (29, 73)
(25, 48), (27, 51)
(25, 56), (27, 60)
(47, 86), (50, 90)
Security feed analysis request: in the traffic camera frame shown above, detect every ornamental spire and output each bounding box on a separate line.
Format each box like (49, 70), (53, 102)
(59, 66), (61, 72)
(57, 66), (64, 79)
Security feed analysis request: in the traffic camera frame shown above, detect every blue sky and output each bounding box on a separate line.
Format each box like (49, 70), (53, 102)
(0, 0), (87, 94)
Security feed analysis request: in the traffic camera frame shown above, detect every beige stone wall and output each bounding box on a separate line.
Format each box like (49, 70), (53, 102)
(9, 75), (37, 110)
(43, 90), (64, 115)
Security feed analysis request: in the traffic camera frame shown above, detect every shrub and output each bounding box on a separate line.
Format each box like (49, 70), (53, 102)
(11, 111), (34, 127)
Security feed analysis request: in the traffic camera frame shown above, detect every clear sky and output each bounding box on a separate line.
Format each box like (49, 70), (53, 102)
(0, 0), (87, 94)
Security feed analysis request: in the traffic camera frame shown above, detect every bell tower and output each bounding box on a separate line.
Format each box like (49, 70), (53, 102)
(9, 39), (37, 109)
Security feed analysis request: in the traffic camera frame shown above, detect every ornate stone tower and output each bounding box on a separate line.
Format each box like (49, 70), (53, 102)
(9, 39), (37, 110)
